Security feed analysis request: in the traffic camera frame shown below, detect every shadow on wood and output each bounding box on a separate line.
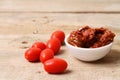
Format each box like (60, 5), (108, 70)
(91, 49), (120, 64)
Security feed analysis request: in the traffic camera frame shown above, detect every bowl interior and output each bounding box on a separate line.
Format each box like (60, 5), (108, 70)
(65, 34), (113, 50)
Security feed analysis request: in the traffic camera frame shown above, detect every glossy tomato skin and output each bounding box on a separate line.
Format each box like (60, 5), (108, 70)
(51, 30), (65, 43)
(44, 58), (68, 74)
(46, 38), (61, 54)
(40, 48), (54, 63)
(32, 42), (46, 50)
(25, 47), (41, 62)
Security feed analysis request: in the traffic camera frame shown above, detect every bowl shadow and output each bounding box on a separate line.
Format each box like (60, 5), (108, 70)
(89, 49), (120, 64)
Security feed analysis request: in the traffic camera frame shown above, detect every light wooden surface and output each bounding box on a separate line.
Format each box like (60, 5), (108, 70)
(0, 0), (120, 12)
(0, 0), (120, 80)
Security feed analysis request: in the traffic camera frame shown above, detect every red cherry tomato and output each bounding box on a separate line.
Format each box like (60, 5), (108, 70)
(40, 48), (54, 63)
(46, 38), (61, 54)
(25, 47), (41, 62)
(51, 30), (65, 43)
(44, 58), (68, 74)
(32, 42), (46, 50)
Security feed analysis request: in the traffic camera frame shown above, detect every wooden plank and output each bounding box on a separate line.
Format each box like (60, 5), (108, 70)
(0, 13), (120, 34)
(0, 34), (120, 80)
(0, 0), (120, 12)
(0, 12), (120, 80)
(0, 1), (120, 79)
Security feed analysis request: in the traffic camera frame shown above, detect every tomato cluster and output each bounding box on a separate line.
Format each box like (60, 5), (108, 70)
(24, 30), (68, 74)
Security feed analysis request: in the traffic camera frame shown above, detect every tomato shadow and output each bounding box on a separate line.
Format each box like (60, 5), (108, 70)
(28, 60), (40, 63)
(49, 69), (73, 75)
(55, 49), (66, 56)
(62, 69), (73, 74)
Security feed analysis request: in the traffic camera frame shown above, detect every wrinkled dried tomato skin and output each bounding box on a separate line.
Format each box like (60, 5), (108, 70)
(68, 26), (115, 48)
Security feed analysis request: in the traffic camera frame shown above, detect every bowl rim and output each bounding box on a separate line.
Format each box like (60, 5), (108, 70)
(65, 34), (113, 50)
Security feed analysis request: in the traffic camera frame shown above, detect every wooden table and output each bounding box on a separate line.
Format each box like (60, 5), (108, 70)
(0, 0), (120, 80)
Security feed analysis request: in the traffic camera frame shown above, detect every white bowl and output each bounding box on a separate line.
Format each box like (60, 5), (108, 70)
(65, 34), (113, 62)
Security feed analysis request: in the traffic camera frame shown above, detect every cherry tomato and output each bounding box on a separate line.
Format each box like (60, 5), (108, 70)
(25, 47), (41, 62)
(44, 58), (68, 74)
(46, 38), (61, 54)
(40, 48), (54, 63)
(51, 30), (65, 43)
(32, 42), (46, 50)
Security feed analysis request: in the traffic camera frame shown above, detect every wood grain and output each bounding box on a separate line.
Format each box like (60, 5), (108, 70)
(0, 0), (120, 80)
(0, 0), (120, 12)
(0, 13), (120, 34)
(0, 34), (120, 80)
